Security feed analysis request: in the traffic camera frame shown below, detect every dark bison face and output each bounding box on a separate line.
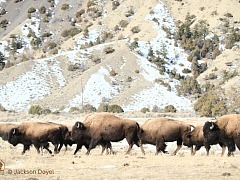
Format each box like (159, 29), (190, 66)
(65, 131), (72, 141)
(8, 128), (21, 146)
(203, 121), (220, 145)
(182, 132), (192, 147)
(71, 121), (86, 142)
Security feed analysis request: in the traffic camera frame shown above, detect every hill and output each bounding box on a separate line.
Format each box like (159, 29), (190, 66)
(0, 0), (239, 116)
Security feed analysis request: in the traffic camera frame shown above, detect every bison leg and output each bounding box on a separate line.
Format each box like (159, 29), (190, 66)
(173, 140), (182, 155)
(234, 137), (240, 151)
(204, 143), (211, 156)
(173, 145), (182, 155)
(155, 139), (167, 155)
(136, 140), (145, 155)
(100, 142), (115, 155)
(57, 142), (64, 152)
(22, 145), (30, 155)
(87, 139), (99, 155)
(227, 138), (236, 156)
(42, 143), (52, 154)
(192, 145), (201, 155)
(33, 144), (41, 154)
(221, 145), (226, 157)
(53, 143), (59, 154)
(126, 144), (134, 154)
(106, 142), (116, 155)
(190, 146), (195, 155)
(74, 143), (83, 155)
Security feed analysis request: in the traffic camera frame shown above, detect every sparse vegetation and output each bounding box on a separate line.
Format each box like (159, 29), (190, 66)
(141, 107), (150, 113)
(97, 103), (109, 112)
(28, 7), (36, 14)
(80, 104), (96, 113)
(61, 4), (70, 10)
(104, 46), (115, 54)
(39, 6), (46, 14)
(119, 20), (129, 28)
(109, 69), (117, 76)
(164, 105), (177, 113)
(112, 1), (120, 10)
(194, 89), (228, 117)
(61, 28), (81, 38)
(69, 107), (80, 113)
(219, 70), (238, 85)
(76, 9), (85, 18)
(131, 26), (141, 34)
(152, 105), (159, 112)
(174, 13), (221, 77)
(108, 104), (124, 113)
(176, 76), (201, 96)
(28, 105), (43, 115)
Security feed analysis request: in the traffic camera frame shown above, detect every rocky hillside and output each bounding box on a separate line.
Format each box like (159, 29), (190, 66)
(0, 0), (239, 116)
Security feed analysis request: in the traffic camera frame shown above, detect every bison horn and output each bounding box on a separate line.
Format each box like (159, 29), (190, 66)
(77, 122), (80, 128)
(13, 129), (16, 134)
(210, 122), (214, 130)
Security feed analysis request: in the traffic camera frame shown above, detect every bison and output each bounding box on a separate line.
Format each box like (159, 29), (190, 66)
(71, 112), (145, 155)
(63, 124), (113, 155)
(203, 114), (240, 156)
(0, 122), (51, 153)
(183, 125), (226, 155)
(8, 121), (67, 155)
(138, 117), (192, 155)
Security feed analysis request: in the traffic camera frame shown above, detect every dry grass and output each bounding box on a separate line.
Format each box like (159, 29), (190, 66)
(1, 112), (240, 179)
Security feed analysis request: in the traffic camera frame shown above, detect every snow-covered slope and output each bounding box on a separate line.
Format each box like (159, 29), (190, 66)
(3, 0), (238, 113)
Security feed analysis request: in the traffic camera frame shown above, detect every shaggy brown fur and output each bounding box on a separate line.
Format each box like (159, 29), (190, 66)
(72, 112), (145, 155)
(139, 117), (191, 155)
(8, 121), (65, 155)
(183, 125), (226, 155)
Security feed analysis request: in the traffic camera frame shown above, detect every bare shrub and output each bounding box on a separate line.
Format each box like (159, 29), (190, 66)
(164, 105), (177, 113)
(104, 47), (115, 54)
(131, 26), (141, 33)
(80, 104), (96, 113)
(97, 103), (109, 112)
(141, 107), (150, 113)
(28, 105), (43, 115)
(108, 105), (124, 113)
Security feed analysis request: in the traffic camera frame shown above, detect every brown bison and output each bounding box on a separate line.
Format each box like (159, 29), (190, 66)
(0, 122), (51, 153)
(203, 114), (240, 156)
(183, 125), (226, 155)
(8, 121), (67, 155)
(71, 112), (144, 155)
(47, 122), (69, 152)
(64, 124), (113, 155)
(138, 117), (192, 155)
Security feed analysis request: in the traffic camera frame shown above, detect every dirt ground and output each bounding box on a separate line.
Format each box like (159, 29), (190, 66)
(1, 112), (240, 180)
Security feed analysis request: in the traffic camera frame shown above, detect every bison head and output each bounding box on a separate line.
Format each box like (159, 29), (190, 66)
(203, 121), (220, 145)
(71, 121), (86, 142)
(182, 132), (193, 147)
(8, 128), (21, 146)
